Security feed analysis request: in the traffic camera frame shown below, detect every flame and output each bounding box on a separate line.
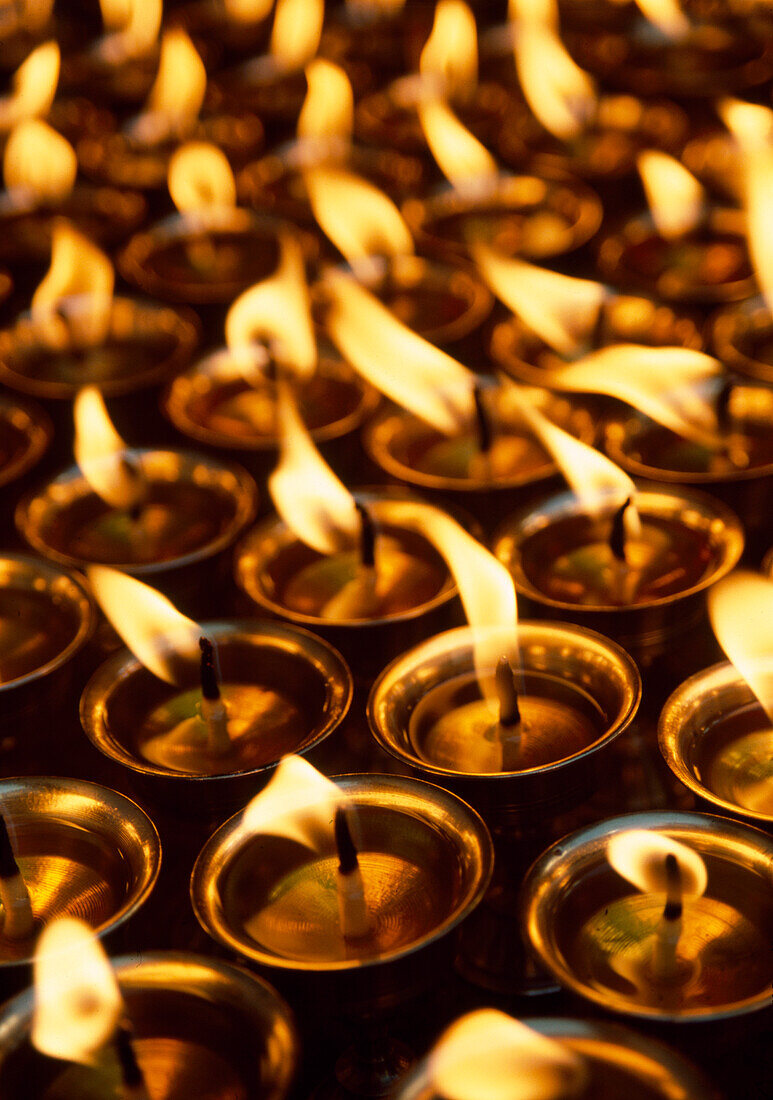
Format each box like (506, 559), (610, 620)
(3, 120), (77, 207)
(224, 0), (274, 22)
(709, 570), (773, 724)
(548, 345), (722, 446)
(304, 166), (414, 274)
(225, 232), (316, 379)
(268, 381), (360, 554)
(637, 151), (705, 240)
(131, 29), (207, 145)
(270, 0), (324, 72)
(168, 142), (237, 214)
(634, 0), (690, 39)
(608, 830), (707, 898)
(297, 59), (353, 146)
(471, 246), (606, 357)
(416, 98), (498, 190)
(238, 754), (349, 850)
(87, 566), (201, 684)
(97, 0), (163, 62)
(0, 41), (60, 131)
(74, 388), (145, 511)
(425, 1010), (586, 1100)
(718, 99), (773, 311)
(31, 917), (123, 1066)
(31, 223), (114, 349)
(508, 0), (558, 26)
(324, 270), (476, 434)
(419, 0), (478, 101)
(513, 20), (596, 140)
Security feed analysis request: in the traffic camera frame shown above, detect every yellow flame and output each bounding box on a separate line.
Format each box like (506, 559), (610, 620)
(270, 0), (324, 71)
(324, 270), (476, 434)
(426, 1010), (586, 1100)
(471, 246), (606, 357)
(74, 388), (146, 511)
(419, 0), (478, 100)
(514, 20), (596, 140)
(417, 99), (498, 190)
(0, 41), (60, 131)
(297, 60), (353, 145)
(168, 142), (237, 214)
(719, 99), (773, 311)
(608, 830), (707, 897)
(97, 0), (163, 62)
(304, 166), (414, 273)
(709, 570), (773, 724)
(87, 566), (201, 684)
(634, 0), (690, 39)
(31, 917), (123, 1066)
(224, 0), (274, 21)
(269, 381), (360, 554)
(508, 0), (557, 26)
(549, 345), (722, 445)
(225, 232), (316, 379)
(637, 151), (705, 240)
(31, 223), (114, 349)
(132, 29), (206, 145)
(238, 754), (349, 850)
(3, 119), (77, 206)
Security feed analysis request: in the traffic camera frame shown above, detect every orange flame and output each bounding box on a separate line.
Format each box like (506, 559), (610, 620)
(297, 59), (353, 148)
(74, 387), (146, 511)
(97, 0), (163, 62)
(268, 381), (361, 554)
(634, 0), (690, 39)
(424, 1010), (586, 1100)
(130, 29), (207, 145)
(31, 222), (114, 349)
(0, 41), (60, 131)
(608, 830), (707, 897)
(3, 119), (77, 207)
(419, 0), (478, 101)
(168, 142), (237, 215)
(637, 151), (705, 239)
(324, 270), (476, 433)
(87, 566), (201, 683)
(417, 98), (498, 190)
(270, 0), (324, 72)
(225, 232), (316, 379)
(513, 20), (596, 140)
(237, 754), (350, 850)
(709, 570), (773, 724)
(31, 917), (123, 1066)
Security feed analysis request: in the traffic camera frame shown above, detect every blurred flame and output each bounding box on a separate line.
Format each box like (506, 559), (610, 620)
(549, 345), (722, 445)
(3, 119), (77, 206)
(719, 99), (773, 311)
(269, 381), (360, 554)
(417, 98), (498, 190)
(168, 142), (237, 214)
(131, 29), (206, 145)
(32, 918), (123, 1066)
(225, 232), (316, 379)
(324, 270), (476, 434)
(0, 41), (60, 131)
(31, 222), (114, 348)
(99, 0), (132, 30)
(471, 246), (606, 357)
(514, 20), (596, 140)
(270, 0), (324, 71)
(608, 830), (707, 897)
(74, 387), (145, 511)
(426, 1010), (586, 1100)
(225, 0), (274, 21)
(634, 0), (690, 39)
(87, 566), (201, 684)
(709, 570), (773, 724)
(419, 0), (478, 101)
(238, 754), (349, 850)
(508, 0), (557, 26)
(637, 151), (705, 239)
(97, 0), (163, 62)
(297, 59), (353, 146)
(304, 166), (414, 274)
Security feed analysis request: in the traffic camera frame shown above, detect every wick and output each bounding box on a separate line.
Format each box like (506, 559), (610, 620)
(355, 500), (376, 570)
(715, 381), (734, 435)
(198, 637), (231, 755)
(115, 1024), (150, 1100)
(588, 294), (610, 352)
(609, 497), (632, 564)
(473, 383), (493, 455)
(651, 853), (683, 984)
(0, 813), (33, 940)
(663, 852), (683, 923)
(334, 807), (360, 876)
(334, 807), (371, 940)
(119, 456), (147, 525)
(495, 656), (521, 727)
